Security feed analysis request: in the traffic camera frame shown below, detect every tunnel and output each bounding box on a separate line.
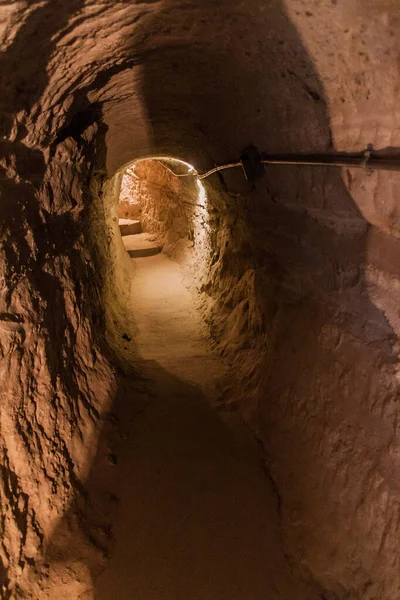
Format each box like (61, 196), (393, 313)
(1, 1), (400, 598)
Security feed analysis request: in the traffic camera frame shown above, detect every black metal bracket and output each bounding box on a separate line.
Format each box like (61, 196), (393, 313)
(240, 146), (264, 181)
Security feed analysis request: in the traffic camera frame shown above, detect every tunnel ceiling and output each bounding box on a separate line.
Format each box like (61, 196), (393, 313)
(1, 0), (400, 231)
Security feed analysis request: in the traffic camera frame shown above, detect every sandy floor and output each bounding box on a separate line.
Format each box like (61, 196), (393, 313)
(95, 248), (318, 599)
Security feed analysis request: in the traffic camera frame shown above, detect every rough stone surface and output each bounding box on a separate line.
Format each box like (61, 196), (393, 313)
(1, 1), (400, 598)
(124, 159), (210, 271)
(118, 170), (141, 220)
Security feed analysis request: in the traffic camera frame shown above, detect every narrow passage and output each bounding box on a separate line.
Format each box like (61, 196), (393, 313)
(96, 219), (317, 599)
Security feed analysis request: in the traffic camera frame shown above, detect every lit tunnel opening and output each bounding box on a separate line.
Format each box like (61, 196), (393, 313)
(101, 155), (215, 367)
(116, 157), (209, 268)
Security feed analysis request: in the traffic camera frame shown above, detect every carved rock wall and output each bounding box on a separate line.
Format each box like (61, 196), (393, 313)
(1, 1), (400, 598)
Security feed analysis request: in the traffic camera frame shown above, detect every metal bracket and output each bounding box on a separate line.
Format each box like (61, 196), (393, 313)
(240, 146), (264, 181)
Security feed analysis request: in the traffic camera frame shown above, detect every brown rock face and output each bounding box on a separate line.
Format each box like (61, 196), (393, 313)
(1, 1), (400, 598)
(118, 169), (141, 220)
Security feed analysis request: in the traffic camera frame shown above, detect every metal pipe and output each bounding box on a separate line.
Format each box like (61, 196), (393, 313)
(260, 151), (400, 171)
(125, 149), (400, 185)
(196, 162), (242, 180)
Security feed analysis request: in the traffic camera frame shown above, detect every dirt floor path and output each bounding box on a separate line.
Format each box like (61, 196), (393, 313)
(95, 249), (318, 599)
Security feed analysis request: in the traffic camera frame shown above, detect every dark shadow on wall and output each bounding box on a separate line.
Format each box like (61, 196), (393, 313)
(0, 0), (134, 147)
(134, 0), (336, 166)
(0, 0), (111, 416)
(0, 2), (124, 597)
(0, 0), (87, 140)
(0, 119), (114, 600)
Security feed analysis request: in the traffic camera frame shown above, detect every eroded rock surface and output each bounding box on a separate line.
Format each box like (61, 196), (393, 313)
(1, 1), (400, 598)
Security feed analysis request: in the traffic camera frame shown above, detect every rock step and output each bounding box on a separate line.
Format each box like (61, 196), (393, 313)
(119, 219), (142, 236)
(122, 233), (162, 258)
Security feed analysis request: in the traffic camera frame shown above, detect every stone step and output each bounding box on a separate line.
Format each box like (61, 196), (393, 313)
(119, 218), (142, 236)
(122, 233), (162, 258)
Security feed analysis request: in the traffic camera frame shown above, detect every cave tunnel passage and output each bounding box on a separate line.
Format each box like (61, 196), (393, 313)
(117, 157), (206, 262)
(112, 156), (213, 365)
(113, 156), (214, 365)
(92, 157), (322, 600)
(3, 1), (400, 599)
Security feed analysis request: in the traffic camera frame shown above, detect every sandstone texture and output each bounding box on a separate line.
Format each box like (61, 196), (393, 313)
(118, 169), (141, 221)
(1, 1), (400, 599)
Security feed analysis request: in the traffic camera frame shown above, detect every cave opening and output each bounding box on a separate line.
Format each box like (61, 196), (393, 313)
(103, 155), (214, 368)
(100, 154), (215, 371)
(117, 157), (207, 266)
